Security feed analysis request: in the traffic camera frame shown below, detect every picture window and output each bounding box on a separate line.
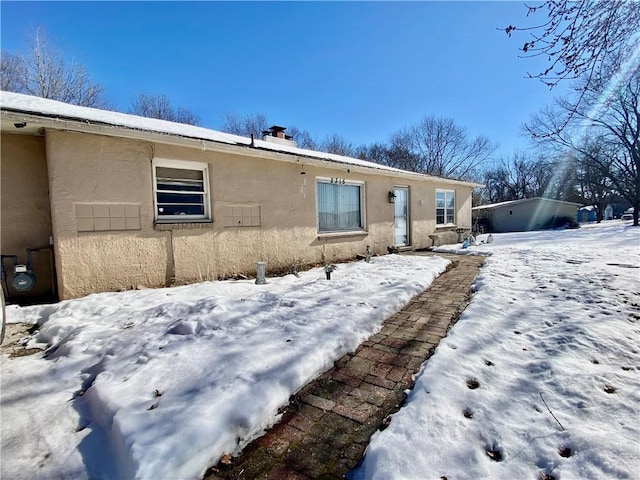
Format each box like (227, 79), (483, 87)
(316, 179), (365, 233)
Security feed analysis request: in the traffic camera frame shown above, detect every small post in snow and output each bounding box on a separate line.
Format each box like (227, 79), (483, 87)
(256, 262), (267, 285)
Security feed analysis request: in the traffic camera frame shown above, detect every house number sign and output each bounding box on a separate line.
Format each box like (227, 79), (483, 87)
(330, 177), (346, 185)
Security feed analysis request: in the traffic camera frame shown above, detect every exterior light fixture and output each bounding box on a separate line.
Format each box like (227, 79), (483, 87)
(388, 191), (396, 203)
(14, 122), (27, 129)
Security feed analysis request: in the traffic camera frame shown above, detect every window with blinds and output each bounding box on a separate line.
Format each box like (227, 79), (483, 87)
(316, 180), (364, 233)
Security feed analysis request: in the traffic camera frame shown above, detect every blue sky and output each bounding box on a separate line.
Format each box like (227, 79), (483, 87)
(1, 1), (568, 157)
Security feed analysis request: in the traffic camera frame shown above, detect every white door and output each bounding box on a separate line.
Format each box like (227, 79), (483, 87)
(394, 187), (409, 246)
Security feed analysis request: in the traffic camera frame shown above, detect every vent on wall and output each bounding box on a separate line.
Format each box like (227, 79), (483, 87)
(76, 203), (141, 232)
(222, 205), (261, 228)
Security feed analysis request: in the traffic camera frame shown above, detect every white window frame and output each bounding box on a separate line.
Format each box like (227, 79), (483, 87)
(316, 177), (366, 234)
(152, 158), (211, 223)
(435, 189), (455, 226)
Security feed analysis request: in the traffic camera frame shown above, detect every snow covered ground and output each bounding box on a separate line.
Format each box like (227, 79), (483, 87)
(2, 222), (638, 480)
(1, 254), (449, 480)
(354, 221), (640, 480)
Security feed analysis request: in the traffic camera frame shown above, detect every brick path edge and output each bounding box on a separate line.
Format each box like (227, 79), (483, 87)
(205, 252), (486, 480)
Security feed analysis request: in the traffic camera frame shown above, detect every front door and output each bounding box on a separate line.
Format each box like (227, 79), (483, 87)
(394, 187), (409, 246)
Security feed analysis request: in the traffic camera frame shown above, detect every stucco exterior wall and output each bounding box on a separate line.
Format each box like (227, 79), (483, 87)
(45, 131), (167, 299)
(43, 130), (474, 299)
(0, 134), (55, 301)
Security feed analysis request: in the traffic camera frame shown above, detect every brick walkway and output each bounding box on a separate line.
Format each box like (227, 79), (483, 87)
(206, 252), (485, 480)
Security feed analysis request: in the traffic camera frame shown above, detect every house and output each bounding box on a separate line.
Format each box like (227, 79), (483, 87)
(604, 204), (614, 220)
(605, 194), (633, 219)
(473, 197), (581, 233)
(1, 92), (481, 302)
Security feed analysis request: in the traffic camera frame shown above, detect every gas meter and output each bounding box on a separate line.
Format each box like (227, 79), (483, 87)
(12, 264), (36, 291)
(1, 252), (37, 298)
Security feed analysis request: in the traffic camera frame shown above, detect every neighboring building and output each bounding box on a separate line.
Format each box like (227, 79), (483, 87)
(604, 204), (614, 220)
(577, 205), (597, 223)
(473, 197), (581, 233)
(605, 195), (633, 219)
(1, 92), (481, 302)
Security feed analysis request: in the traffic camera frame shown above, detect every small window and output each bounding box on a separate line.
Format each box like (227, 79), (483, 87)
(153, 159), (210, 222)
(436, 189), (455, 225)
(317, 179), (365, 233)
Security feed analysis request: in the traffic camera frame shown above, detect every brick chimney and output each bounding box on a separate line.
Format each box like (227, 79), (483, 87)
(261, 125), (297, 147)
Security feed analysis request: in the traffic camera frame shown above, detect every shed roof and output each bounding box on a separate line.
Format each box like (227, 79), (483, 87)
(1, 91), (482, 188)
(473, 197), (582, 211)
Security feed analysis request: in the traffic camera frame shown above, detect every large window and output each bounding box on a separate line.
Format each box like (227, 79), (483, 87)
(436, 189), (455, 225)
(153, 159), (210, 222)
(317, 179), (364, 233)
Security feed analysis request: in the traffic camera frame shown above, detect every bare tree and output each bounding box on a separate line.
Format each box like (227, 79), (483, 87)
(482, 153), (536, 203)
(356, 142), (393, 164)
(129, 92), (200, 125)
(504, 1), (640, 133)
(572, 141), (614, 222)
(357, 136), (417, 170)
(529, 156), (561, 198)
(481, 162), (515, 204)
(529, 64), (640, 225)
(384, 130), (422, 172)
(319, 133), (358, 157)
(1, 28), (108, 107)
(287, 125), (319, 150)
(535, 153), (581, 202)
(1, 52), (25, 92)
(219, 112), (355, 153)
(504, 1), (640, 89)
(220, 112), (269, 137)
(371, 116), (496, 180)
(480, 152), (570, 204)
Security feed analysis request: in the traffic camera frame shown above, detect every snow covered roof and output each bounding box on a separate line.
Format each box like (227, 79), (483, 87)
(473, 197), (582, 211)
(0, 91), (480, 187)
